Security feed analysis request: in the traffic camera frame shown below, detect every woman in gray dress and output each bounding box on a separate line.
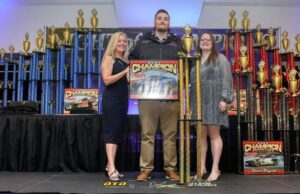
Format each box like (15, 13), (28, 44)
(190, 32), (234, 181)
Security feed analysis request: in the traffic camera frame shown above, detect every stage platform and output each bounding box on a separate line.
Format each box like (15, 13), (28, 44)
(0, 172), (300, 194)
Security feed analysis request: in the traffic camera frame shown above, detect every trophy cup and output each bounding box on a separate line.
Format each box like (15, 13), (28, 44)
(229, 10), (237, 32)
(23, 32), (31, 55)
(268, 27), (276, 49)
(281, 31), (290, 53)
(35, 29), (44, 52)
(48, 26), (56, 49)
(241, 10), (250, 32)
(295, 34), (300, 56)
(90, 9), (98, 31)
(256, 24), (263, 46)
(182, 24), (193, 57)
(63, 22), (71, 45)
(239, 46), (249, 72)
(289, 69), (299, 96)
(257, 60), (267, 88)
(0, 48), (5, 58)
(272, 64), (282, 93)
(77, 9), (84, 31)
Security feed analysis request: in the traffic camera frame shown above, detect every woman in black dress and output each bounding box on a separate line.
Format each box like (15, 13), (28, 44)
(101, 31), (129, 181)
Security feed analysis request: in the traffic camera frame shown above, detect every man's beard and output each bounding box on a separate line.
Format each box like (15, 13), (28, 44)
(155, 27), (168, 33)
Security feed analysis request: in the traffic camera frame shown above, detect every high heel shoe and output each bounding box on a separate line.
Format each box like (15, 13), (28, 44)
(191, 169), (207, 180)
(106, 166), (124, 178)
(108, 170), (120, 181)
(206, 171), (221, 182)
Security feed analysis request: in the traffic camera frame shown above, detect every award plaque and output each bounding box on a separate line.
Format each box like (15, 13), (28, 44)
(129, 60), (179, 100)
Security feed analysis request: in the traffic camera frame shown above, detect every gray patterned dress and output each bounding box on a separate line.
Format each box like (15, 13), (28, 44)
(190, 54), (234, 128)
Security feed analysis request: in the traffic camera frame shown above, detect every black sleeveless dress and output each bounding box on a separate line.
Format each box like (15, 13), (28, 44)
(102, 58), (129, 144)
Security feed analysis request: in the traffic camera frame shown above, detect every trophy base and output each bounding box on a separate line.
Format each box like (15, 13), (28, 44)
(33, 50), (46, 54)
(46, 46), (59, 51)
(266, 46), (279, 51)
(279, 50), (294, 55)
(20, 52), (32, 57)
(60, 43), (73, 48)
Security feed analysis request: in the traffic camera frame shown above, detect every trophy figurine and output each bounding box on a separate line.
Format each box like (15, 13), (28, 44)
(90, 9), (99, 31)
(0, 48), (5, 58)
(239, 46), (249, 72)
(281, 31), (290, 53)
(272, 64), (282, 93)
(77, 9), (84, 31)
(257, 60), (267, 88)
(48, 26), (56, 49)
(63, 22), (71, 45)
(35, 29), (44, 52)
(256, 24), (263, 46)
(289, 69), (299, 96)
(295, 34), (300, 56)
(241, 10), (250, 32)
(23, 32), (31, 55)
(182, 24), (193, 57)
(268, 27), (276, 49)
(228, 10), (237, 32)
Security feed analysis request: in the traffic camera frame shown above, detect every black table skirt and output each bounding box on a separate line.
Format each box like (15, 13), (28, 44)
(0, 114), (297, 172)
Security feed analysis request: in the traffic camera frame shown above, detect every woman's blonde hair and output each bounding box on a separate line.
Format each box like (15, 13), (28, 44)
(102, 31), (129, 63)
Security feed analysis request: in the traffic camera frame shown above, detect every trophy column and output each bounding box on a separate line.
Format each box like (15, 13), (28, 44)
(0, 49), (6, 106)
(179, 25), (202, 184)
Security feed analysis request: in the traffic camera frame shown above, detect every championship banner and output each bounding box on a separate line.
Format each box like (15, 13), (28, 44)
(64, 88), (99, 114)
(129, 60), (178, 100)
(243, 141), (284, 175)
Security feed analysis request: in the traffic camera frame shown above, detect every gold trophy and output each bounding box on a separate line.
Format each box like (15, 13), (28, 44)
(241, 10), (250, 32)
(182, 24), (193, 57)
(289, 69), (299, 96)
(256, 24), (263, 46)
(23, 32), (31, 55)
(35, 29), (44, 52)
(257, 60), (267, 88)
(272, 64), (282, 93)
(0, 48), (5, 58)
(268, 27), (276, 49)
(90, 9), (98, 31)
(63, 22), (71, 45)
(281, 31), (290, 53)
(239, 46), (249, 72)
(48, 26), (56, 49)
(77, 9), (84, 31)
(229, 10), (237, 31)
(295, 34), (300, 56)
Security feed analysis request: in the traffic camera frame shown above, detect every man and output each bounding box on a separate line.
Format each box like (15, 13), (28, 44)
(129, 9), (181, 181)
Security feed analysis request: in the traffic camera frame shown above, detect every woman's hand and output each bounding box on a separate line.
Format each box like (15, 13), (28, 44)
(219, 101), (227, 112)
(125, 67), (130, 82)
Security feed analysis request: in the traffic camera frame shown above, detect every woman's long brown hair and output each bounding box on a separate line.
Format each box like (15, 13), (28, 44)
(198, 32), (219, 65)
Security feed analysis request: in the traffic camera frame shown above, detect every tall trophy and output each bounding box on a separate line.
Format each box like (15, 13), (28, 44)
(182, 24), (193, 57)
(295, 34), (300, 56)
(281, 31), (290, 53)
(268, 27), (276, 49)
(272, 64), (282, 93)
(289, 69), (299, 97)
(77, 9), (84, 31)
(239, 46), (249, 72)
(35, 29), (44, 52)
(23, 32), (31, 55)
(255, 24), (264, 46)
(241, 10), (250, 32)
(90, 9), (99, 32)
(63, 22), (72, 45)
(0, 48), (4, 59)
(229, 10), (237, 32)
(48, 26), (57, 49)
(257, 60), (267, 88)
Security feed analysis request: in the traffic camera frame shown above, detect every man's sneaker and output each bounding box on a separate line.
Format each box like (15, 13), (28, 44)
(137, 170), (151, 181)
(166, 170), (180, 181)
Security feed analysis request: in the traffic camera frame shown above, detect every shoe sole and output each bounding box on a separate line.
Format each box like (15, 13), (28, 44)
(136, 176), (151, 182)
(165, 176), (180, 181)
